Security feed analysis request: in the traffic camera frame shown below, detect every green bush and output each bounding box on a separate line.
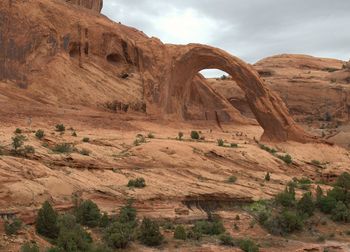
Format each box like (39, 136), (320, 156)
(276, 210), (303, 234)
(193, 219), (225, 235)
(230, 143), (238, 148)
(190, 131), (200, 140)
(12, 134), (26, 151)
(277, 154), (292, 164)
(127, 177), (146, 188)
(36, 201), (59, 239)
(82, 137), (90, 143)
(23, 145), (35, 155)
(15, 128), (22, 134)
(35, 130), (45, 140)
(318, 195), (337, 214)
(118, 202), (137, 224)
(227, 175), (237, 184)
(275, 185), (296, 207)
(139, 218), (163, 246)
(174, 225), (187, 240)
(57, 222), (92, 251)
(52, 143), (73, 153)
(20, 242), (40, 252)
(219, 233), (235, 246)
(217, 139), (224, 147)
(297, 192), (315, 216)
(4, 217), (22, 235)
(186, 229), (202, 240)
(331, 201), (350, 222)
(259, 144), (277, 154)
(75, 200), (101, 227)
(238, 239), (259, 252)
(335, 172), (350, 190)
(55, 124), (65, 132)
(103, 221), (133, 249)
(99, 213), (110, 228)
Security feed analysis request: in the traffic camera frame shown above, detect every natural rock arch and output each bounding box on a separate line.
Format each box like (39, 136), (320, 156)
(163, 44), (314, 142)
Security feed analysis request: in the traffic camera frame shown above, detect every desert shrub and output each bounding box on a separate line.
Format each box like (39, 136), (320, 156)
(217, 139), (224, 147)
(82, 137), (90, 143)
(118, 202), (137, 224)
(230, 143), (238, 148)
(190, 131), (200, 140)
(20, 242), (40, 252)
(99, 213), (110, 228)
(35, 130), (45, 140)
(75, 200), (101, 227)
(15, 128), (22, 134)
(219, 233), (235, 246)
(23, 145), (35, 155)
(311, 160), (321, 166)
(335, 172), (350, 190)
(147, 132), (155, 139)
(259, 144), (277, 154)
(72, 131), (77, 137)
(238, 239), (259, 252)
(89, 244), (113, 252)
(36, 201), (59, 239)
(174, 225), (187, 240)
(276, 210), (303, 234)
(57, 222), (92, 252)
(134, 134), (146, 146)
(127, 177), (146, 188)
(331, 201), (350, 222)
(277, 154), (292, 164)
(186, 229), (202, 240)
(55, 124), (65, 132)
(138, 218), (163, 246)
(193, 219), (225, 236)
(316, 185), (324, 204)
(46, 247), (64, 252)
(275, 185), (296, 207)
(103, 221), (133, 249)
(4, 217), (22, 235)
(227, 175), (237, 184)
(297, 192), (315, 216)
(318, 195), (337, 214)
(80, 149), (90, 156)
(265, 172), (271, 181)
(52, 143), (73, 153)
(12, 134), (26, 151)
(327, 186), (348, 203)
(178, 132), (184, 140)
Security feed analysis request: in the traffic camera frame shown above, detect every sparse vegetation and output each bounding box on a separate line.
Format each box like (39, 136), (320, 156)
(15, 128), (22, 134)
(277, 154), (292, 164)
(103, 221), (133, 249)
(55, 124), (65, 132)
(127, 177), (146, 188)
(82, 137), (90, 143)
(72, 131), (77, 137)
(139, 218), (163, 246)
(20, 242), (40, 252)
(227, 175), (237, 184)
(178, 132), (184, 140)
(265, 172), (271, 181)
(230, 143), (238, 148)
(4, 217), (22, 235)
(238, 239), (259, 252)
(35, 129), (45, 140)
(192, 218), (225, 236)
(174, 225), (187, 240)
(217, 139), (224, 147)
(80, 148), (90, 156)
(190, 131), (200, 140)
(35, 201), (59, 239)
(75, 200), (101, 227)
(11, 134), (26, 151)
(134, 134), (146, 146)
(219, 233), (235, 246)
(259, 144), (277, 154)
(147, 132), (155, 139)
(52, 143), (73, 153)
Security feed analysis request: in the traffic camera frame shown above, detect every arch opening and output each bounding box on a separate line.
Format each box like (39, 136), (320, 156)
(164, 44), (312, 142)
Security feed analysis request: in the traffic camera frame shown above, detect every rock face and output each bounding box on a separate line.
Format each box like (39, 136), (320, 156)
(0, 0), (312, 142)
(65, 0), (103, 12)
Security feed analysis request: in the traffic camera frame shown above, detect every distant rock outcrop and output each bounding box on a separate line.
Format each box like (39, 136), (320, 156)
(0, 0), (313, 142)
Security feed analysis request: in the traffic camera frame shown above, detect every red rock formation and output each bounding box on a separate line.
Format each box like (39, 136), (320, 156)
(65, 0), (103, 12)
(0, 0), (313, 142)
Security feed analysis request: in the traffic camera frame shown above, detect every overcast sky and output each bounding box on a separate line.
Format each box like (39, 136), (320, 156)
(102, 0), (350, 77)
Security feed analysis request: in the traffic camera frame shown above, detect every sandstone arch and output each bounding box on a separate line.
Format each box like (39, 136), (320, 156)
(164, 44), (314, 142)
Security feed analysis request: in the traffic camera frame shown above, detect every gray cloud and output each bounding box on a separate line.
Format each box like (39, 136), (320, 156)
(102, 0), (350, 65)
